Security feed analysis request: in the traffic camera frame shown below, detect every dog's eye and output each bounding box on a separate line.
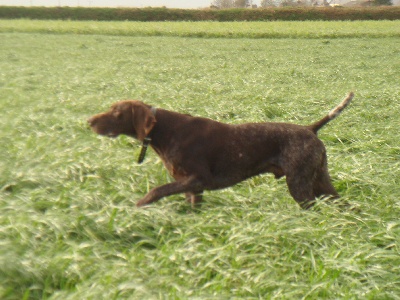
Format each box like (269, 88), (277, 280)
(114, 110), (123, 119)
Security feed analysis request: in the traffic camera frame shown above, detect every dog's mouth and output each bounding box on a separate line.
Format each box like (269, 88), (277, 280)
(90, 126), (119, 138)
(89, 126), (119, 138)
(88, 116), (119, 138)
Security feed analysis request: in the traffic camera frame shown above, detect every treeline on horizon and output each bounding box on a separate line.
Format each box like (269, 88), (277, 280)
(0, 6), (399, 21)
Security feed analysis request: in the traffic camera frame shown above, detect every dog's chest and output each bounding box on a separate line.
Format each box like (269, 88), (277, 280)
(156, 147), (189, 180)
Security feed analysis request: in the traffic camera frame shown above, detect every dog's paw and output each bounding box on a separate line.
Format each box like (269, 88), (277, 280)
(136, 199), (147, 207)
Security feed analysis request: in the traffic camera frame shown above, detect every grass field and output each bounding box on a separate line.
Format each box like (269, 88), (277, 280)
(1, 19), (400, 38)
(0, 20), (399, 299)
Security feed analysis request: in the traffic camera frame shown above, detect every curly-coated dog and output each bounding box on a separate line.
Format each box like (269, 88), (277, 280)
(88, 92), (354, 209)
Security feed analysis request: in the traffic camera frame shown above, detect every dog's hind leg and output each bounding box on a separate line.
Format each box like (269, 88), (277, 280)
(284, 152), (321, 209)
(313, 161), (339, 200)
(286, 174), (316, 209)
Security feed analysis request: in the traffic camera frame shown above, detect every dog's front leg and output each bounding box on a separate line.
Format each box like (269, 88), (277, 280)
(136, 176), (204, 207)
(185, 192), (204, 208)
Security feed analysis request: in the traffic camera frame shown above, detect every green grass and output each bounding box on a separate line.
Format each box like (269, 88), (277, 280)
(0, 21), (399, 299)
(1, 19), (400, 38)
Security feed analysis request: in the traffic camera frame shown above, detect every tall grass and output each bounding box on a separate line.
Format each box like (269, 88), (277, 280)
(0, 21), (399, 299)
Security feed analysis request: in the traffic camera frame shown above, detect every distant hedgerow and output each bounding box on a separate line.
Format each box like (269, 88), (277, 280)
(0, 6), (399, 21)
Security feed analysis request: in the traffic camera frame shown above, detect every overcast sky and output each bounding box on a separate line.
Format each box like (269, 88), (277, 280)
(0, 0), (247, 8)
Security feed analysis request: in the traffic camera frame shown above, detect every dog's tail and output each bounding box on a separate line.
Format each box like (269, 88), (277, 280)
(308, 92), (354, 133)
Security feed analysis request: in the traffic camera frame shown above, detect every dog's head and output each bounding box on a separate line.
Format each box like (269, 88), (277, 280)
(88, 100), (156, 141)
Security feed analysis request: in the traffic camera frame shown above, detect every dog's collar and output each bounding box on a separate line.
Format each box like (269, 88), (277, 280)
(137, 106), (157, 164)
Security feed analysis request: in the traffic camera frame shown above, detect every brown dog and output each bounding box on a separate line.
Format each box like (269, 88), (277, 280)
(88, 92), (354, 209)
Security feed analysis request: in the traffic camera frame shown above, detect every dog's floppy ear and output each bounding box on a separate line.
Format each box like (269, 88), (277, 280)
(132, 102), (156, 141)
